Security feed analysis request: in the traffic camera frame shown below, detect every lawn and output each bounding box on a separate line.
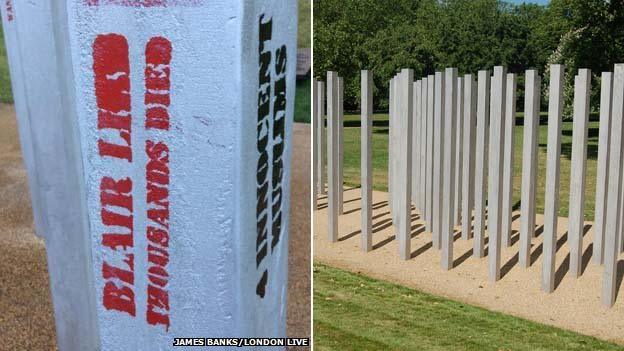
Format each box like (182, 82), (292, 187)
(295, 77), (311, 123)
(294, 0), (311, 123)
(340, 113), (599, 219)
(0, 23), (12, 103)
(298, 0), (311, 48)
(314, 263), (624, 351)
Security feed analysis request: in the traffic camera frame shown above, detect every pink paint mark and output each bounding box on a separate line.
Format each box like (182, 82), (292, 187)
(5, 0), (14, 21)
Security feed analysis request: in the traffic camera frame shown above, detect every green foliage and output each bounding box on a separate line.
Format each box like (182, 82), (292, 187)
(314, 0), (624, 113)
(314, 264), (624, 350)
(541, 0), (624, 119)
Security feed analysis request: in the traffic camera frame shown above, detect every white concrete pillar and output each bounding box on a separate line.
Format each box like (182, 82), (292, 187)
(603, 64), (624, 307)
(420, 77), (429, 220)
(432, 71), (446, 250)
(328, 71), (339, 243)
(542, 65), (565, 293)
(395, 73), (404, 227)
(392, 74), (401, 228)
(313, 79), (319, 210)
(361, 70), (373, 252)
(338, 76), (344, 215)
(441, 68), (458, 270)
(0, 1), (47, 239)
(594, 72), (614, 264)
(454, 77), (464, 225)
(392, 74), (400, 228)
(501, 73), (517, 247)
(619, 177), (624, 254)
(388, 77), (394, 217)
(412, 80), (422, 208)
(317, 80), (326, 196)
(13, 1), (299, 348)
(462, 75), (477, 240)
(395, 75), (402, 224)
(487, 66), (508, 282)
(426, 75), (435, 233)
(398, 69), (414, 260)
(568, 69), (591, 278)
(473, 70), (490, 258)
(2, 2), (99, 349)
(519, 70), (541, 268)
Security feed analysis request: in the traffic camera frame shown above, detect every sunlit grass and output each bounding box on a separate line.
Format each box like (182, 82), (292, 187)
(340, 113), (599, 218)
(314, 263), (623, 351)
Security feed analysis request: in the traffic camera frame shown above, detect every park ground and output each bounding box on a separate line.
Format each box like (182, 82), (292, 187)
(314, 263), (624, 351)
(313, 113), (624, 350)
(314, 186), (624, 349)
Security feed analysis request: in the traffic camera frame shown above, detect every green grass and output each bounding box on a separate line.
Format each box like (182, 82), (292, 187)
(294, 0), (310, 123)
(298, 0), (311, 48)
(314, 264), (624, 351)
(341, 113), (599, 218)
(295, 77), (311, 123)
(0, 23), (12, 103)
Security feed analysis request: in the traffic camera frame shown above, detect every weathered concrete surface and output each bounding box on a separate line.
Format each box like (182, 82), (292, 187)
(441, 68), (457, 270)
(568, 70), (591, 278)
(0, 1), (46, 239)
(603, 64), (624, 307)
(432, 72), (444, 250)
(419, 77), (429, 222)
(453, 77), (463, 226)
(487, 66), (507, 282)
(361, 70), (373, 252)
(520, 70), (541, 268)
(316, 81), (326, 196)
(501, 73), (517, 247)
(594, 72), (613, 265)
(54, 2), (299, 347)
(461, 75), (476, 241)
(0, 108), (311, 349)
(473, 70), (489, 258)
(328, 72), (339, 242)
(542, 65), (565, 293)
(314, 187), (624, 345)
(397, 69), (413, 260)
(425, 75), (435, 234)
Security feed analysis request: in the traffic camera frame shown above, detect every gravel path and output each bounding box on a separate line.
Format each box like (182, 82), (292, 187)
(314, 186), (624, 345)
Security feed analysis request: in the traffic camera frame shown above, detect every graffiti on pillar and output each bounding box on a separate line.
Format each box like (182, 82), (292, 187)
(93, 33), (172, 330)
(256, 14), (272, 299)
(144, 36), (172, 330)
(93, 34), (136, 317)
(4, 0), (13, 21)
(256, 13), (288, 299)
